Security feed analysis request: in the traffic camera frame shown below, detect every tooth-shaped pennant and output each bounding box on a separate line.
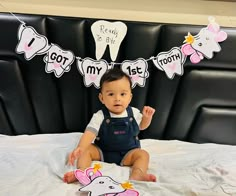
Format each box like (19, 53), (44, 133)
(76, 57), (112, 89)
(191, 28), (221, 59)
(121, 58), (149, 88)
(155, 47), (186, 79)
(16, 24), (50, 60)
(43, 44), (75, 78)
(91, 20), (127, 61)
(151, 56), (164, 71)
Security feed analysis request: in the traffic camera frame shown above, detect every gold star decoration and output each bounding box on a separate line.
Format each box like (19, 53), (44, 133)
(184, 32), (195, 44)
(121, 181), (133, 189)
(93, 163), (102, 173)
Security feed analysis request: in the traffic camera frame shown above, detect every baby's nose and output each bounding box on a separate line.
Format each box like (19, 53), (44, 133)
(115, 95), (121, 101)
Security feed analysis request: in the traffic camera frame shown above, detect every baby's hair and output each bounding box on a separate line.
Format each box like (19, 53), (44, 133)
(100, 68), (132, 91)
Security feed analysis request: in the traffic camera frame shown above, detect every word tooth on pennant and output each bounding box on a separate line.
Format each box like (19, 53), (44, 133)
(155, 47), (185, 79)
(91, 20), (127, 61)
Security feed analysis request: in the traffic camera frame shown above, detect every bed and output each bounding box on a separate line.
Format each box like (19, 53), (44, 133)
(0, 11), (236, 196)
(1, 133), (236, 196)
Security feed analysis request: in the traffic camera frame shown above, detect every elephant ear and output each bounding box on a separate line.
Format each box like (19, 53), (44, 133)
(190, 52), (202, 64)
(215, 31), (227, 42)
(181, 44), (195, 56)
(85, 168), (102, 181)
(74, 169), (91, 185)
(207, 23), (227, 43)
(74, 166), (103, 185)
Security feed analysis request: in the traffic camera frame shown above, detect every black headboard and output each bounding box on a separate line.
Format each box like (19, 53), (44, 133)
(0, 12), (235, 145)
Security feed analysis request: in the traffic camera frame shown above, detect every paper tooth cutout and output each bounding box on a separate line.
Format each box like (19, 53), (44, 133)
(121, 58), (149, 88)
(181, 17), (227, 64)
(16, 24), (50, 60)
(43, 44), (75, 78)
(75, 164), (139, 196)
(91, 20), (127, 61)
(152, 47), (186, 79)
(77, 57), (112, 88)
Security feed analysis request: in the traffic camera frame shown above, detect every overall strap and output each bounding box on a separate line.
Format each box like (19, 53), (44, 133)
(101, 106), (111, 118)
(127, 106), (140, 136)
(126, 106), (134, 117)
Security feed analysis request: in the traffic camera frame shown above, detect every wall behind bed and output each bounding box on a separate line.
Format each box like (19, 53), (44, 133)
(0, 13), (235, 145)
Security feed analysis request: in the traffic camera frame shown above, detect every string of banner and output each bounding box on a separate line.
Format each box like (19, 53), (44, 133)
(3, 4), (228, 89)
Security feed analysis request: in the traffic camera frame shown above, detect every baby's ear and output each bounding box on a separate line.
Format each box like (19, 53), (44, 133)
(129, 93), (133, 103)
(98, 93), (104, 103)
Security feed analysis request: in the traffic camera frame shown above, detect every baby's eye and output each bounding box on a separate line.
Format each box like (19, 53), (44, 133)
(121, 93), (126, 96)
(108, 93), (113, 96)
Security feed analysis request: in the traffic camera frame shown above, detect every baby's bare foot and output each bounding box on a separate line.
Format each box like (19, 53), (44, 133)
(130, 168), (157, 182)
(130, 173), (156, 182)
(143, 173), (157, 182)
(63, 171), (78, 183)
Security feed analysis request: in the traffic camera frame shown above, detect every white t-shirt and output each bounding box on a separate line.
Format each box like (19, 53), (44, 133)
(86, 107), (142, 136)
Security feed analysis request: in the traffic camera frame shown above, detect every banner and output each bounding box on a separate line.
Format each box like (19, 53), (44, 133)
(14, 16), (227, 88)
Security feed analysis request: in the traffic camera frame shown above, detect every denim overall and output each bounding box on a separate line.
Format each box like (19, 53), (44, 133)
(94, 106), (141, 165)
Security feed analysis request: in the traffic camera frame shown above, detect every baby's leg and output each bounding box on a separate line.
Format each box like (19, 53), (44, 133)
(122, 149), (156, 182)
(63, 144), (101, 183)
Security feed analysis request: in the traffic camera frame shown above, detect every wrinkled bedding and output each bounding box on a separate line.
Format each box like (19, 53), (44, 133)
(1, 132), (236, 196)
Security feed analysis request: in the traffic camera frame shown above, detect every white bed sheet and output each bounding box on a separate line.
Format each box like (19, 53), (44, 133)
(0, 132), (236, 196)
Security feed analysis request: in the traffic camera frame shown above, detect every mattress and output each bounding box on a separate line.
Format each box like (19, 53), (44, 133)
(1, 132), (236, 196)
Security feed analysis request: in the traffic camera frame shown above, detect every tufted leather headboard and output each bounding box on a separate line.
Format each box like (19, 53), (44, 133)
(0, 13), (235, 145)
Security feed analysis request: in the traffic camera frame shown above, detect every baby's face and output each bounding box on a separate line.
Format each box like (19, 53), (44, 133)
(99, 76), (132, 115)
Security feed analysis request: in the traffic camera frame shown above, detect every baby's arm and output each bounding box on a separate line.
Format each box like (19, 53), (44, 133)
(77, 130), (96, 149)
(139, 106), (156, 130)
(67, 130), (96, 166)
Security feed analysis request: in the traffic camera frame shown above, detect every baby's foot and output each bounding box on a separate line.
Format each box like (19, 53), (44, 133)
(143, 173), (157, 182)
(63, 171), (78, 183)
(130, 168), (157, 182)
(130, 173), (157, 182)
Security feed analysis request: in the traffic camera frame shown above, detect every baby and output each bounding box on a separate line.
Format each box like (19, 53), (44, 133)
(64, 68), (156, 183)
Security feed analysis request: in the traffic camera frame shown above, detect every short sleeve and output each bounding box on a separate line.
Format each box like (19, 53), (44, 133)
(86, 110), (104, 136)
(131, 107), (143, 125)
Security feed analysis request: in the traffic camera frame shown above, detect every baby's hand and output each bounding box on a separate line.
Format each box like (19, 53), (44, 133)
(67, 147), (83, 166)
(142, 106), (156, 118)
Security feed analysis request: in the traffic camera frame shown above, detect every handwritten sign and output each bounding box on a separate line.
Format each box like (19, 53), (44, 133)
(91, 20), (127, 61)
